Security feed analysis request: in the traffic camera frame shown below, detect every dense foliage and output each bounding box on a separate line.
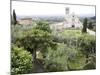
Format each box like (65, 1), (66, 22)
(81, 18), (96, 31)
(78, 34), (96, 55)
(44, 44), (81, 71)
(11, 21), (57, 73)
(11, 20), (96, 74)
(78, 34), (96, 67)
(43, 30), (96, 71)
(11, 45), (33, 75)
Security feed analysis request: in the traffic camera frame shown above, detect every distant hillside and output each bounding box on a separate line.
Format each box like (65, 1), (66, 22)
(91, 16), (96, 20)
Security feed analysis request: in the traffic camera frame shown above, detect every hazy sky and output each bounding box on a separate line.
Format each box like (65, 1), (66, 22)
(12, 1), (95, 17)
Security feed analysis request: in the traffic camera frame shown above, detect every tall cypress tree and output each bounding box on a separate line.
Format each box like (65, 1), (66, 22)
(13, 9), (17, 25)
(82, 18), (87, 33)
(88, 21), (93, 29)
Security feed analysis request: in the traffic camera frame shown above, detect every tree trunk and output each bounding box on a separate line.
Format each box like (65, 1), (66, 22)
(32, 45), (37, 72)
(86, 54), (89, 63)
(33, 49), (36, 63)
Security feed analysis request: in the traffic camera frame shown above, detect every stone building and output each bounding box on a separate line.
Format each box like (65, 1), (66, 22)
(64, 7), (82, 28)
(18, 18), (33, 25)
(50, 7), (83, 31)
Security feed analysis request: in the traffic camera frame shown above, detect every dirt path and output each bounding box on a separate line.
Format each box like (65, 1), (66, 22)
(87, 28), (95, 36)
(33, 59), (47, 73)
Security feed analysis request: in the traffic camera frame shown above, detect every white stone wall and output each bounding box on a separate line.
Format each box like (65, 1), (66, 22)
(18, 19), (33, 25)
(50, 13), (83, 31)
(64, 13), (82, 28)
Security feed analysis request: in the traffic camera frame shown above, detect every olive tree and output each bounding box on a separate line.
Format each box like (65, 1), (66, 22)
(15, 21), (57, 71)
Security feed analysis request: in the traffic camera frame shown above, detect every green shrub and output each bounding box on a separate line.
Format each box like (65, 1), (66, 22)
(83, 54), (96, 69)
(43, 43), (81, 71)
(44, 44), (68, 71)
(11, 45), (33, 75)
(78, 34), (96, 55)
(36, 21), (51, 33)
(49, 31), (96, 71)
(52, 29), (81, 47)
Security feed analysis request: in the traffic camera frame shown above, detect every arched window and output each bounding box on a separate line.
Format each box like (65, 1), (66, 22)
(72, 24), (75, 28)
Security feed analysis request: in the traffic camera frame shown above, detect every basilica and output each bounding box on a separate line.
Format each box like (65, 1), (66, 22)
(50, 7), (83, 31)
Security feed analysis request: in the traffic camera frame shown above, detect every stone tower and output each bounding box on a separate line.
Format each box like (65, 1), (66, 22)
(65, 7), (69, 15)
(64, 8), (82, 28)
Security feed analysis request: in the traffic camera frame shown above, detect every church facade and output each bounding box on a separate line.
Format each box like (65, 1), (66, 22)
(50, 7), (83, 31)
(64, 7), (82, 28)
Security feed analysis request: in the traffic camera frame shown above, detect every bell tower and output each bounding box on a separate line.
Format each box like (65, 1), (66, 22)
(65, 7), (69, 15)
